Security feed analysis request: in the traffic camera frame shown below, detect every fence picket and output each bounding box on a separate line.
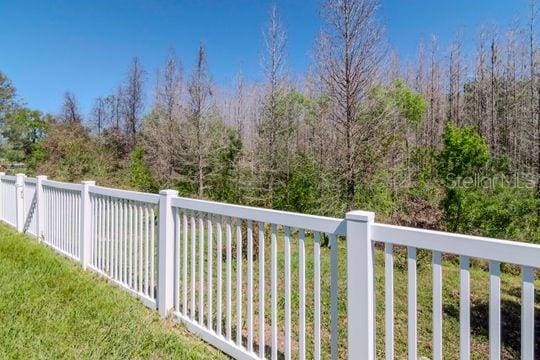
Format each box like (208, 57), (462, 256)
(182, 211), (188, 314)
(313, 231), (321, 360)
(488, 260), (500, 360)
(433, 251), (443, 360)
(460, 255), (470, 360)
(271, 223), (278, 360)
(217, 216), (223, 336)
(407, 246), (417, 360)
(191, 213), (196, 319)
(298, 228), (306, 360)
(521, 266), (535, 360)
(236, 218), (243, 347)
(226, 217), (232, 340)
(284, 226), (292, 360)
(330, 233), (338, 360)
(207, 213), (213, 331)
(385, 243), (394, 360)
(174, 208), (180, 312)
(247, 220), (254, 352)
(199, 213), (205, 324)
(139, 205), (144, 294)
(258, 221), (265, 359)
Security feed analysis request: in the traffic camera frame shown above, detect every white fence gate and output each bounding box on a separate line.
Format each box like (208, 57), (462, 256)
(0, 172), (537, 360)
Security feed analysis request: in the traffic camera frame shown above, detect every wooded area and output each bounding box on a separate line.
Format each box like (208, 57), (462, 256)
(0, 0), (538, 243)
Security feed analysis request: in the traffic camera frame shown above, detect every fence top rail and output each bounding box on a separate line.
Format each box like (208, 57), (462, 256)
(24, 177), (37, 185)
(89, 185), (160, 205)
(42, 179), (83, 192)
(372, 223), (540, 268)
(1, 175), (17, 182)
(172, 196), (347, 235)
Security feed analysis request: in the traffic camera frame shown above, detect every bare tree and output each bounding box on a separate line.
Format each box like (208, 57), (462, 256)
(143, 51), (184, 185)
(425, 36), (444, 147)
(489, 32), (500, 154)
(259, 2), (288, 206)
(59, 92), (82, 124)
(316, 0), (385, 209)
(155, 50), (183, 125)
(108, 86), (124, 130)
(448, 33), (465, 126)
(232, 68), (247, 140)
(124, 57), (145, 147)
(530, 0), (540, 223)
(187, 43), (212, 198)
(91, 97), (106, 135)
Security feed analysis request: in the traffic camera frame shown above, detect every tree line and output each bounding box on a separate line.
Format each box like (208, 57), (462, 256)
(0, 0), (538, 243)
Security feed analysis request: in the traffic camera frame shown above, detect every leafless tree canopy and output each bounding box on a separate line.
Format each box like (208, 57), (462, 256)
(257, 3), (289, 207)
(124, 57), (145, 147)
(317, 0), (385, 209)
(188, 43), (213, 198)
(59, 92), (82, 124)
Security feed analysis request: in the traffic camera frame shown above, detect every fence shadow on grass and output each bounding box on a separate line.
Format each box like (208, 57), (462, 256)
(443, 286), (539, 358)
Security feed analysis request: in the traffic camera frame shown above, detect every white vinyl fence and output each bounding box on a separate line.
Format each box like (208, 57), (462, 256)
(0, 172), (537, 360)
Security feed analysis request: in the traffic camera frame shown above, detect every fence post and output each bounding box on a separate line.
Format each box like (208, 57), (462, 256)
(158, 189), (178, 318)
(36, 175), (47, 241)
(0, 172), (4, 221)
(15, 173), (25, 232)
(346, 210), (375, 360)
(80, 180), (95, 269)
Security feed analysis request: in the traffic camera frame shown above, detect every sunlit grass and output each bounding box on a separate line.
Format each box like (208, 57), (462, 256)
(0, 223), (227, 359)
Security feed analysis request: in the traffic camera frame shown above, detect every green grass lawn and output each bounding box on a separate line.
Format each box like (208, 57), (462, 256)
(0, 223), (227, 359)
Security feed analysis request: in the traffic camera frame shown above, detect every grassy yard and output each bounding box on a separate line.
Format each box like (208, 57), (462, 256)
(0, 223), (227, 359)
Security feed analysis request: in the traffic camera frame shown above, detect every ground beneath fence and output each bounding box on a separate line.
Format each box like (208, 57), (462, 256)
(0, 224), (227, 359)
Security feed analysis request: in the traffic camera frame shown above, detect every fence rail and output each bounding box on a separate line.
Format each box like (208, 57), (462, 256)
(0, 172), (537, 360)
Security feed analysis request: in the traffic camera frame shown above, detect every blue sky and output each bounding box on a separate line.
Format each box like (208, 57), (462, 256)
(0, 0), (532, 116)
